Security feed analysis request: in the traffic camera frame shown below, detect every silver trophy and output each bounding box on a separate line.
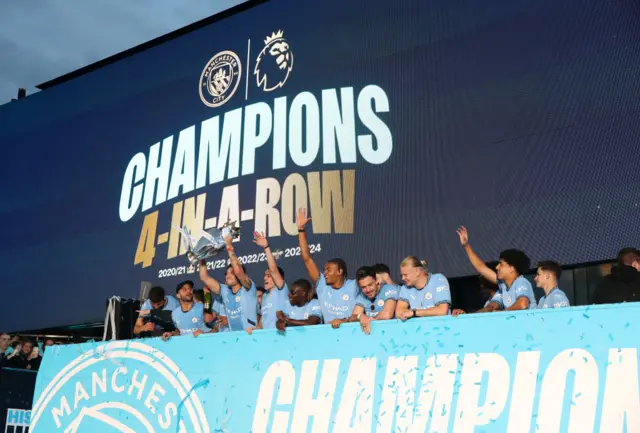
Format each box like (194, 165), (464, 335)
(172, 220), (241, 266)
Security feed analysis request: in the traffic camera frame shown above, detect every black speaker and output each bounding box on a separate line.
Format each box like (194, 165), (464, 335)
(104, 297), (141, 341)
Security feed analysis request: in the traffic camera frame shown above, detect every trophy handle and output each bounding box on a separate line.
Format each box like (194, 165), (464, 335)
(172, 225), (194, 252)
(186, 252), (198, 266)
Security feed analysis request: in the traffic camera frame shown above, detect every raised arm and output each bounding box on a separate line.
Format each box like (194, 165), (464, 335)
(297, 208), (321, 283)
(199, 260), (221, 295)
(224, 236), (252, 289)
(457, 226), (498, 284)
(253, 231), (285, 289)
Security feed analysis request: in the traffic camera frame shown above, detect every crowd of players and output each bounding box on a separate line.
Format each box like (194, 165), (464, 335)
(134, 208), (640, 339)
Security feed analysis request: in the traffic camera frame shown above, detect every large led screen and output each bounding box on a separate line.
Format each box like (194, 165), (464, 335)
(1, 0), (639, 331)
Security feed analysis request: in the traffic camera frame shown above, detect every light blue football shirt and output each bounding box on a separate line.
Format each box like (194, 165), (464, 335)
(316, 275), (360, 321)
(398, 273), (451, 313)
(140, 295), (179, 311)
(538, 287), (570, 309)
(490, 275), (537, 309)
(355, 284), (398, 317)
(285, 299), (322, 321)
(219, 281), (258, 331)
(171, 302), (209, 335)
(204, 294), (228, 332)
(261, 283), (290, 329)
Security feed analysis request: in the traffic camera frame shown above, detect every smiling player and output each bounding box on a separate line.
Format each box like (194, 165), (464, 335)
(331, 266), (398, 334)
(296, 208), (360, 323)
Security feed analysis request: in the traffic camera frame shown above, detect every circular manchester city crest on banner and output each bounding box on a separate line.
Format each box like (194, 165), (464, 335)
(29, 341), (210, 432)
(199, 50), (242, 108)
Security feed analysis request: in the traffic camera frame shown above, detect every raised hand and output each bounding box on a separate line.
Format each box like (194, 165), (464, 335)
(456, 226), (469, 247)
(296, 208), (311, 231)
(253, 231), (269, 248)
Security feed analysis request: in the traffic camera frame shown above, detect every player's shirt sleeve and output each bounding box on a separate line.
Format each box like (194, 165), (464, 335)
(381, 284), (399, 301)
(315, 274), (329, 299)
(354, 292), (368, 309)
(398, 285), (412, 305)
(432, 275), (451, 306)
(490, 287), (505, 309)
(307, 299), (323, 318)
(550, 290), (570, 308)
(513, 279), (537, 308)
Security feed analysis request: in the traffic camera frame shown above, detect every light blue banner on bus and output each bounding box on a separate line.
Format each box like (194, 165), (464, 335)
(30, 304), (639, 432)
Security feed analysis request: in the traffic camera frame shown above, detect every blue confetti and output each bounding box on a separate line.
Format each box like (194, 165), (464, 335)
(175, 378), (210, 433)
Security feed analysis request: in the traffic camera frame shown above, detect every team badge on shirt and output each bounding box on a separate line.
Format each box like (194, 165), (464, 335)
(342, 294), (350, 301)
(191, 317), (198, 323)
(377, 299), (384, 307)
(235, 296), (241, 302)
(425, 292), (433, 300)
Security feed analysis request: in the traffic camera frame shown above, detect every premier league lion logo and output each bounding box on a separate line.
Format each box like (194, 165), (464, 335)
(254, 30), (294, 92)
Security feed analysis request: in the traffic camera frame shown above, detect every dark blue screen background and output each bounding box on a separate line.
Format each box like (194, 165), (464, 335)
(1, 0), (639, 332)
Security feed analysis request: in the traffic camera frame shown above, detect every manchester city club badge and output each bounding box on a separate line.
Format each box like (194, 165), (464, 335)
(199, 50), (242, 107)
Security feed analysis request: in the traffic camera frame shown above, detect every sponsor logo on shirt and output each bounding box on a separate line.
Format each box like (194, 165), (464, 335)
(227, 307), (243, 316)
(324, 302), (350, 313)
